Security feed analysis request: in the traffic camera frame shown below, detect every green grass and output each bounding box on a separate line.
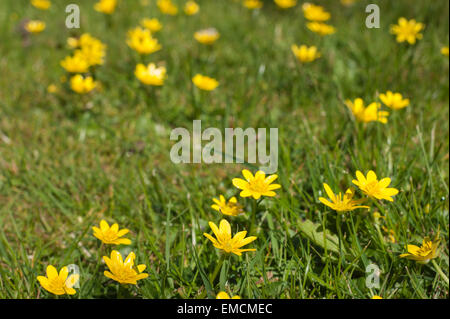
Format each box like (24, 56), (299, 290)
(0, 0), (448, 299)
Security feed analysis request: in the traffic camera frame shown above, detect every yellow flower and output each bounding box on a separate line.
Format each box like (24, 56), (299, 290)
(291, 44), (321, 63)
(60, 52), (90, 73)
(379, 91), (410, 110)
(211, 195), (244, 216)
(243, 0), (263, 9)
(203, 219), (257, 256)
(192, 74), (219, 91)
(319, 183), (369, 212)
(232, 169), (281, 199)
(77, 34), (107, 66)
(47, 84), (58, 93)
(302, 3), (330, 22)
(441, 46), (449, 56)
(390, 17), (424, 45)
(140, 18), (162, 33)
(274, 0), (297, 9)
(381, 226), (396, 243)
(37, 265), (79, 295)
(352, 170), (399, 202)
(135, 63), (167, 86)
(103, 250), (149, 284)
(157, 0), (178, 15)
(31, 0), (51, 10)
(400, 235), (440, 264)
(25, 20), (45, 33)
(184, 1), (199, 15)
(307, 22), (336, 36)
(216, 291), (241, 299)
(94, 0), (117, 14)
(127, 27), (161, 55)
(92, 220), (131, 245)
(345, 98), (389, 124)
(70, 74), (98, 94)
(194, 28), (220, 45)
(371, 295), (383, 299)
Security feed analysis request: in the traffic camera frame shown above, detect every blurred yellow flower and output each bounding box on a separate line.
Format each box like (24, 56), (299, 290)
(94, 0), (117, 14)
(379, 91), (410, 110)
(92, 220), (131, 245)
(390, 18), (424, 45)
(70, 74), (97, 94)
(243, 0), (263, 9)
(103, 250), (149, 284)
(37, 265), (79, 295)
(381, 226), (396, 243)
(352, 170), (399, 202)
(60, 52), (90, 73)
(441, 46), (449, 56)
(232, 169), (281, 199)
(127, 27), (161, 55)
(291, 44), (321, 63)
(302, 3), (330, 21)
(135, 63), (167, 86)
(66, 34), (106, 67)
(47, 84), (58, 93)
(371, 295), (383, 299)
(31, 0), (51, 10)
(217, 291), (241, 299)
(400, 235), (440, 264)
(192, 74), (219, 91)
(25, 20), (46, 33)
(203, 219), (257, 256)
(194, 28), (220, 45)
(184, 1), (199, 15)
(211, 195), (244, 216)
(319, 183), (369, 212)
(345, 98), (389, 124)
(157, 0), (178, 15)
(274, 0), (297, 9)
(140, 18), (163, 33)
(307, 22), (336, 36)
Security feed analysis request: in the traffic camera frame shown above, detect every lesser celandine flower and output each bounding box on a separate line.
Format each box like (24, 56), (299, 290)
(345, 98), (389, 124)
(92, 220), (131, 245)
(25, 20), (46, 33)
(352, 170), (399, 202)
(291, 44), (321, 63)
(318, 183), (369, 212)
(232, 169), (281, 200)
(340, 0), (357, 6)
(157, 0), (178, 15)
(31, 0), (51, 10)
(441, 46), (449, 56)
(60, 52), (90, 73)
(302, 3), (330, 22)
(211, 195), (244, 216)
(243, 0), (263, 10)
(184, 1), (199, 15)
(192, 74), (219, 91)
(127, 27), (161, 55)
(203, 219), (257, 256)
(94, 0), (117, 14)
(140, 18), (162, 33)
(47, 84), (58, 94)
(371, 295), (383, 299)
(135, 63), (167, 86)
(37, 265), (79, 295)
(307, 22), (336, 36)
(103, 250), (149, 284)
(70, 74), (98, 94)
(379, 91), (410, 110)
(216, 291), (241, 299)
(194, 28), (220, 45)
(390, 18), (424, 45)
(400, 235), (440, 264)
(274, 0), (297, 9)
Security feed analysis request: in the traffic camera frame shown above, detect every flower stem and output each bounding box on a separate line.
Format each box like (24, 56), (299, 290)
(209, 254), (225, 285)
(431, 259), (449, 286)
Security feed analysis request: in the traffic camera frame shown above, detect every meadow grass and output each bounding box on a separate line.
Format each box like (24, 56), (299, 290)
(0, 0), (448, 299)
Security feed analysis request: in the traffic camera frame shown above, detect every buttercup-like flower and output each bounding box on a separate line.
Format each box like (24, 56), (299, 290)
(345, 98), (389, 124)
(37, 265), (79, 295)
(371, 295), (383, 299)
(400, 235), (440, 264)
(203, 219), (257, 256)
(243, 0), (263, 10)
(135, 63), (167, 86)
(232, 169), (281, 199)
(319, 183), (369, 212)
(390, 17), (424, 45)
(441, 46), (449, 56)
(211, 195), (244, 216)
(94, 0), (117, 14)
(352, 170), (399, 202)
(25, 20), (46, 33)
(184, 1), (199, 15)
(302, 3), (330, 21)
(216, 291), (241, 299)
(31, 0), (51, 10)
(127, 27), (161, 55)
(70, 74), (98, 94)
(291, 44), (321, 63)
(274, 0), (297, 9)
(60, 52), (90, 73)
(157, 0), (178, 15)
(194, 28), (220, 45)
(379, 91), (410, 110)
(92, 220), (131, 245)
(307, 22), (336, 36)
(192, 74), (219, 91)
(341, 0), (357, 6)
(103, 250), (149, 284)
(140, 18), (162, 33)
